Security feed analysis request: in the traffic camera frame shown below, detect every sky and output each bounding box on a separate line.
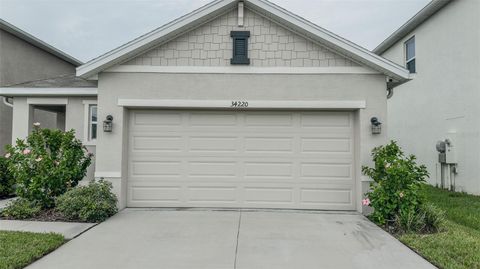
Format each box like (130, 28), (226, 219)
(0, 0), (430, 63)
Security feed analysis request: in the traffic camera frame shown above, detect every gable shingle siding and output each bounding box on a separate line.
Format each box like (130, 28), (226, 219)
(123, 8), (358, 67)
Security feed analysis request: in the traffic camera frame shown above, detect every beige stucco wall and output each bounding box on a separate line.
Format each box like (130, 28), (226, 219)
(124, 7), (358, 68)
(11, 96), (97, 181)
(381, 0), (480, 194)
(94, 72), (388, 211)
(0, 29), (77, 154)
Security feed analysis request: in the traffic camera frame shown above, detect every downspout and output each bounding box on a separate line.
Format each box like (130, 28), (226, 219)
(3, 97), (13, 108)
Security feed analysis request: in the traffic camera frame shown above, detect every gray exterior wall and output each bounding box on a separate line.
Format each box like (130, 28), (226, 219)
(94, 72), (388, 211)
(0, 29), (76, 154)
(380, 0), (480, 194)
(124, 7), (358, 67)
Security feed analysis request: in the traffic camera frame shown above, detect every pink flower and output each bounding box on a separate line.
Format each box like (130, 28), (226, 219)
(4, 153), (11, 159)
(362, 198), (371, 206)
(35, 157), (42, 162)
(22, 149), (31, 155)
(399, 192), (404, 198)
(33, 122), (41, 127)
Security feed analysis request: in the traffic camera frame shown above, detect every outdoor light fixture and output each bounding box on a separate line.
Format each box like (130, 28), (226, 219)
(103, 115), (113, 132)
(370, 117), (382, 135)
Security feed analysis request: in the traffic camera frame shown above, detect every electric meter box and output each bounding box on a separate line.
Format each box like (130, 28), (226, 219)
(445, 133), (457, 164)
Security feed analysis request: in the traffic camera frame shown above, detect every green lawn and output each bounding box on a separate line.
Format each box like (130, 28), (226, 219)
(399, 186), (480, 269)
(0, 231), (64, 269)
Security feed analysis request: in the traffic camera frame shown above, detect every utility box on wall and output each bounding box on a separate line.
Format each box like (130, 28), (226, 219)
(445, 133), (457, 164)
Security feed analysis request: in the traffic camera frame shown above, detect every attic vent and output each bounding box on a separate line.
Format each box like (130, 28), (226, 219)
(230, 31), (250, 65)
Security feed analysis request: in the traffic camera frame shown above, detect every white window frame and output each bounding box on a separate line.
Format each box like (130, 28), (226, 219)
(404, 36), (415, 73)
(83, 100), (98, 145)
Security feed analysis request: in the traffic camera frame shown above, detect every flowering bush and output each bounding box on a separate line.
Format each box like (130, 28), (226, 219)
(362, 141), (429, 226)
(4, 124), (93, 208)
(0, 156), (14, 197)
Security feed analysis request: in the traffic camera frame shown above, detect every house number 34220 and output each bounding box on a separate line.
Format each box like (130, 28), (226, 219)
(231, 101), (249, 108)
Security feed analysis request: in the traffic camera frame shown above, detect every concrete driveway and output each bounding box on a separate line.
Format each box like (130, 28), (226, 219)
(27, 209), (435, 269)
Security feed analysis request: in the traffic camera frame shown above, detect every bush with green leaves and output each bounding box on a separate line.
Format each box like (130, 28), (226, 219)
(56, 180), (118, 222)
(362, 141), (429, 226)
(4, 125), (93, 208)
(0, 156), (14, 198)
(1, 198), (41, 220)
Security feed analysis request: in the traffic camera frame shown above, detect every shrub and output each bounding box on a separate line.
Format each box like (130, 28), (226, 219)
(0, 156), (14, 198)
(394, 203), (445, 234)
(362, 141), (429, 225)
(56, 180), (118, 222)
(421, 203), (445, 233)
(1, 198), (41, 220)
(5, 124), (93, 208)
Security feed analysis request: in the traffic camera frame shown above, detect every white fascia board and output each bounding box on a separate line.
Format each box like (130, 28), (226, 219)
(246, 0), (410, 81)
(0, 88), (98, 97)
(106, 65), (381, 75)
(76, 0), (237, 78)
(118, 99), (366, 110)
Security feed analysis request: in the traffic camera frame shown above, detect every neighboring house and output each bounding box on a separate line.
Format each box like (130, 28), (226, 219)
(1, 0), (412, 212)
(374, 0), (480, 195)
(0, 19), (82, 154)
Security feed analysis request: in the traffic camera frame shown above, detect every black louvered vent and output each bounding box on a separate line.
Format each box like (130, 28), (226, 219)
(231, 31), (250, 65)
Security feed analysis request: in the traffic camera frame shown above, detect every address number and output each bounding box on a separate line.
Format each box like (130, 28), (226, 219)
(231, 101), (249, 108)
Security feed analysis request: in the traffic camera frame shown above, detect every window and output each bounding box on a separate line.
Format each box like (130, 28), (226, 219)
(405, 37), (415, 73)
(83, 100), (98, 144)
(230, 31), (250, 65)
(89, 105), (98, 141)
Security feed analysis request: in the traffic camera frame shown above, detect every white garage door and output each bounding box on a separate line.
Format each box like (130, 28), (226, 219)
(127, 110), (356, 210)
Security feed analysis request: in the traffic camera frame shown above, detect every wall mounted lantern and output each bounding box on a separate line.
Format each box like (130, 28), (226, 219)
(103, 115), (113, 132)
(370, 117), (382, 135)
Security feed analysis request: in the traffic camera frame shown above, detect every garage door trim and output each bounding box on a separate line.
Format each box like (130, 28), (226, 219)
(118, 99), (366, 110)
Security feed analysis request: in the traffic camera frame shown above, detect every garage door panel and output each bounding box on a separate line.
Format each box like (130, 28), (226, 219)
(300, 163), (352, 178)
(130, 186), (182, 202)
(128, 110), (356, 210)
(189, 136), (238, 152)
(186, 187), (237, 202)
(134, 111), (182, 126)
(300, 188), (353, 205)
(300, 112), (352, 127)
(131, 161), (182, 176)
(244, 187), (294, 204)
(189, 112), (238, 126)
(132, 136), (184, 152)
(187, 161), (237, 177)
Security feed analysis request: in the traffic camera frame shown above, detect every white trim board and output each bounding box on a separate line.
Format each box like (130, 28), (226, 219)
(118, 99), (366, 110)
(83, 100), (98, 146)
(106, 65), (381, 75)
(76, 0), (410, 83)
(0, 88), (98, 97)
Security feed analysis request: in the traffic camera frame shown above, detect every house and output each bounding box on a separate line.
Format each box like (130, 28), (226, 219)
(0, 19), (84, 155)
(1, 0), (412, 212)
(374, 0), (480, 195)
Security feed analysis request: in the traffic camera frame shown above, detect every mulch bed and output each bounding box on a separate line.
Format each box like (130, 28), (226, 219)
(0, 208), (90, 223)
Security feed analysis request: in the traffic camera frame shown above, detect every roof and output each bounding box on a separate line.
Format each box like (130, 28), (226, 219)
(373, 0), (452, 55)
(0, 19), (83, 66)
(4, 74), (97, 88)
(77, 0), (411, 83)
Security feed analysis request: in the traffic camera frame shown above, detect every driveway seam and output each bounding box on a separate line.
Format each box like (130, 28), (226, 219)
(233, 211), (242, 269)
